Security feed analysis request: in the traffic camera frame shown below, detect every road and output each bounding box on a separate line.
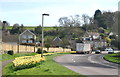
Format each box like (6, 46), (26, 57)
(54, 53), (119, 77)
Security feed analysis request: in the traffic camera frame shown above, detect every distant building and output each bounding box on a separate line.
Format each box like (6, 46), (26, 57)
(19, 30), (36, 44)
(2, 30), (18, 44)
(69, 32), (107, 51)
(82, 32), (107, 49)
(52, 37), (62, 47)
(82, 31), (100, 40)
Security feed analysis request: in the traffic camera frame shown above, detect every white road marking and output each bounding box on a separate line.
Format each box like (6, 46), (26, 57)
(88, 55), (118, 69)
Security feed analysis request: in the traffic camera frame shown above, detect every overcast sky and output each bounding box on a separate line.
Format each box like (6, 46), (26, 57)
(0, 0), (119, 26)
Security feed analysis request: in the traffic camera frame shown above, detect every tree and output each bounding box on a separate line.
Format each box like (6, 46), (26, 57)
(34, 25), (42, 34)
(58, 15), (81, 27)
(2, 21), (10, 30)
(98, 27), (105, 33)
(61, 38), (69, 52)
(10, 23), (19, 34)
(106, 37), (112, 46)
(19, 24), (25, 34)
(82, 14), (89, 25)
(94, 9), (102, 20)
(70, 15), (81, 27)
(58, 17), (70, 27)
(44, 36), (54, 51)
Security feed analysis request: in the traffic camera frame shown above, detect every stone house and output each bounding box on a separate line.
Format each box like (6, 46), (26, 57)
(19, 30), (36, 44)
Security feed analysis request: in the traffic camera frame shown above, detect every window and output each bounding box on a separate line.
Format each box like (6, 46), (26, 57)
(22, 40), (27, 43)
(28, 35), (33, 38)
(28, 40), (33, 43)
(22, 35), (26, 38)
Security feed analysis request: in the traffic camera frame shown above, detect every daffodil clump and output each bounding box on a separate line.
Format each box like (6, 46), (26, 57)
(43, 53), (55, 56)
(69, 51), (76, 53)
(56, 51), (76, 54)
(13, 54), (45, 70)
(56, 52), (67, 54)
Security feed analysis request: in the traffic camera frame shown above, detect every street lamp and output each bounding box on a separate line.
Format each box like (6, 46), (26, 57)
(41, 13), (49, 57)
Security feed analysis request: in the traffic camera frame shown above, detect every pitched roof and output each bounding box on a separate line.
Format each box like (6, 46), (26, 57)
(52, 37), (62, 47)
(19, 29), (36, 36)
(53, 37), (62, 42)
(2, 34), (19, 42)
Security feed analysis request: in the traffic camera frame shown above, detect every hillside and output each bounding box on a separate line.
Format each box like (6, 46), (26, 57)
(6, 26), (57, 31)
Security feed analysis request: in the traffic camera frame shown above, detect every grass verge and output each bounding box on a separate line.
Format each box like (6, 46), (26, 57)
(103, 53), (120, 64)
(0, 53), (37, 62)
(3, 54), (85, 76)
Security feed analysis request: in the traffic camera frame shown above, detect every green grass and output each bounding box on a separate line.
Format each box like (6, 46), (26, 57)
(0, 53), (37, 62)
(6, 26), (57, 31)
(104, 53), (120, 64)
(3, 54), (85, 76)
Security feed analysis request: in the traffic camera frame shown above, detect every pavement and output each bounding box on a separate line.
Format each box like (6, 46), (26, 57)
(0, 59), (14, 77)
(54, 53), (120, 77)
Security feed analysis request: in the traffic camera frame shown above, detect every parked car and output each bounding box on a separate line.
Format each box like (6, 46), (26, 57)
(105, 48), (109, 51)
(95, 50), (101, 54)
(107, 48), (114, 54)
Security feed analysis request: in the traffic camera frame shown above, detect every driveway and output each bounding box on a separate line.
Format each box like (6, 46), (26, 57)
(54, 54), (119, 77)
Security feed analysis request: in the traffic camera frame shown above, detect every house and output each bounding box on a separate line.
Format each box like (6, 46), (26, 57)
(2, 30), (19, 44)
(82, 32), (107, 49)
(82, 31), (100, 40)
(92, 40), (107, 49)
(52, 37), (62, 47)
(19, 30), (36, 44)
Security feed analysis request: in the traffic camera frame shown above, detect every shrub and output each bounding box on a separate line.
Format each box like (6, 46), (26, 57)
(36, 48), (48, 54)
(7, 50), (14, 55)
(36, 48), (42, 54)
(98, 47), (106, 51)
(43, 50), (48, 53)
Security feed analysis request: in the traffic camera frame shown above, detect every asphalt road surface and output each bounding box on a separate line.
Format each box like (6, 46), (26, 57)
(55, 53), (119, 77)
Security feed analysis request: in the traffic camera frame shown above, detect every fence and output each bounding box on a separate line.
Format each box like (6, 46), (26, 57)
(0, 43), (71, 54)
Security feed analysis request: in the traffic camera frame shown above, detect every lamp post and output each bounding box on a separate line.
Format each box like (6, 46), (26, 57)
(41, 13), (49, 57)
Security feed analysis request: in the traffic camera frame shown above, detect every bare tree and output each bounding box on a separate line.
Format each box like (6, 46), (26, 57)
(82, 14), (89, 25)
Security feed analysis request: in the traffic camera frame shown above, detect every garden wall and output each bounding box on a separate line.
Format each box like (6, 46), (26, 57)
(0, 43), (71, 54)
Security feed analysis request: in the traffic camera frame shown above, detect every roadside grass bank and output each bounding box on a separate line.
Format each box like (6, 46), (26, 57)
(3, 53), (85, 76)
(103, 53), (120, 64)
(0, 53), (37, 62)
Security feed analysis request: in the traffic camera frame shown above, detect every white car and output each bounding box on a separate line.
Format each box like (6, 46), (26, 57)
(105, 48), (114, 54)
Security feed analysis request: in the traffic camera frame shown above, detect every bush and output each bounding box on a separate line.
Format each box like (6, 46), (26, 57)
(43, 50), (48, 53)
(36, 48), (42, 54)
(7, 50), (14, 55)
(111, 40), (120, 50)
(36, 48), (48, 54)
(98, 47), (106, 51)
